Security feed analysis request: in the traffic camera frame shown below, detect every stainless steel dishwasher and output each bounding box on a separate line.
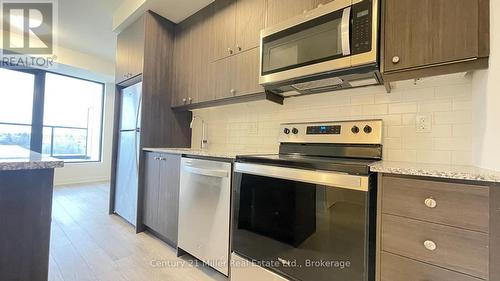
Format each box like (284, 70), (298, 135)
(178, 157), (232, 276)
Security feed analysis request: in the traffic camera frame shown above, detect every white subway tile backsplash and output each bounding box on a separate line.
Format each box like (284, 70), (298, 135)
(350, 94), (375, 105)
(417, 150), (452, 165)
(388, 102), (418, 114)
(452, 98), (472, 111)
(434, 137), (472, 151)
(434, 111), (472, 124)
(191, 74), (474, 165)
(419, 100), (452, 112)
(452, 124), (472, 137)
(362, 104), (388, 115)
(452, 151), (473, 165)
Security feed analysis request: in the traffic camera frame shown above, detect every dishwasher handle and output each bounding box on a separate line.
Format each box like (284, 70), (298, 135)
(182, 165), (229, 178)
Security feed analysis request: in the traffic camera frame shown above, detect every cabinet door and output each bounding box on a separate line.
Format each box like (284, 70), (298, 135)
(172, 7), (214, 107)
(266, 0), (316, 26)
(384, 0), (479, 72)
(172, 24), (191, 107)
(115, 16), (145, 84)
(235, 0), (267, 52)
(143, 152), (160, 229)
(190, 6), (215, 104)
(210, 0), (237, 61)
(127, 16), (145, 79)
(232, 47), (263, 96)
(115, 30), (130, 84)
(210, 57), (234, 100)
(157, 154), (181, 245)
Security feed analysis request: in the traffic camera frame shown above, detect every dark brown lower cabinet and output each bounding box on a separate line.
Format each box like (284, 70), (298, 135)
(143, 152), (181, 246)
(377, 174), (498, 281)
(0, 169), (55, 281)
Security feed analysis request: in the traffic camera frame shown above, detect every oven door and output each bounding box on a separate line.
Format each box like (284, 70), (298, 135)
(232, 162), (375, 281)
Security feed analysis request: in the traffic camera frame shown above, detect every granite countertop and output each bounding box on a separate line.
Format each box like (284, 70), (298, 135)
(370, 161), (500, 183)
(0, 145), (64, 171)
(143, 148), (240, 160)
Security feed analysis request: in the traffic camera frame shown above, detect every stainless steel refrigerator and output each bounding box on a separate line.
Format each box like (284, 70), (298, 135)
(114, 82), (142, 226)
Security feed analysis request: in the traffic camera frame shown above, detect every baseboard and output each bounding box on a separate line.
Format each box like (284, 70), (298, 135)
(54, 177), (110, 186)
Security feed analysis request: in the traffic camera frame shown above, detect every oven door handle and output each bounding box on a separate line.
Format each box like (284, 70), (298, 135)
(341, 6), (351, 56)
(234, 163), (368, 192)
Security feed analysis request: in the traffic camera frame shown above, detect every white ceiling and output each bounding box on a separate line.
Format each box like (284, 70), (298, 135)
(56, 0), (212, 64)
(57, 0), (123, 62)
(113, 0), (214, 32)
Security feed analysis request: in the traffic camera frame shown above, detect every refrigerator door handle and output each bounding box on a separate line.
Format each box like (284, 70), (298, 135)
(134, 96), (142, 173)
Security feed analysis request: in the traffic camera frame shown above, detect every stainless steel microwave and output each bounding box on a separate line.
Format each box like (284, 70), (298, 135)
(259, 0), (381, 97)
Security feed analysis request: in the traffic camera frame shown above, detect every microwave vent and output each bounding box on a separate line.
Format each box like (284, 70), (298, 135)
(291, 77), (344, 91)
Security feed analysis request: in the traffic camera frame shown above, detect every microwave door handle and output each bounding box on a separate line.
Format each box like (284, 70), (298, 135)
(341, 6), (351, 56)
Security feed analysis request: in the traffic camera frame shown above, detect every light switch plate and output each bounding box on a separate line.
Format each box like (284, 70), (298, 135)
(416, 114), (432, 133)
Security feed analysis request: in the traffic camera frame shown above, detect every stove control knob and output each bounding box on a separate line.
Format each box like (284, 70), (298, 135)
(351, 126), (360, 134)
(283, 128), (290, 135)
(292, 128), (299, 135)
(364, 125), (373, 134)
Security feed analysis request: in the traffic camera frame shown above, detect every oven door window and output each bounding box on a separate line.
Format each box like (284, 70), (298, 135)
(233, 173), (369, 281)
(261, 10), (346, 76)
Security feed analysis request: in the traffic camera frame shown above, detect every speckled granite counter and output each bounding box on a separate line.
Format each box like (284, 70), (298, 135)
(143, 147), (243, 160)
(0, 145), (64, 171)
(370, 161), (500, 183)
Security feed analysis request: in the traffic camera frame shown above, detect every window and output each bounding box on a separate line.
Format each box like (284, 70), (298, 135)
(42, 74), (104, 162)
(0, 68), (35, 150)
(0, 67), (104, 163)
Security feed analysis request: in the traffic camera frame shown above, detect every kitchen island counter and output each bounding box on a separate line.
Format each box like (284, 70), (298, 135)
(0, 145), (63, 281)
(0, 145), (64, 171)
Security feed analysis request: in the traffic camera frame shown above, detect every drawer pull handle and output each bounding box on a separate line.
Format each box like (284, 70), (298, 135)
(424, 198), (437, 208)
(424, 240), (437, 251)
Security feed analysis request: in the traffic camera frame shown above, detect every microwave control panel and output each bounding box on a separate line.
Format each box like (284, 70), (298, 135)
(351, 0), (373, 55)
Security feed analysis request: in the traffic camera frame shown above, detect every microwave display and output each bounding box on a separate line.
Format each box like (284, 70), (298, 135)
(357, 10), (369, 18)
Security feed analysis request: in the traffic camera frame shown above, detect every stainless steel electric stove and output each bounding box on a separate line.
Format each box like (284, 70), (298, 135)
(231, 120), (383, 281)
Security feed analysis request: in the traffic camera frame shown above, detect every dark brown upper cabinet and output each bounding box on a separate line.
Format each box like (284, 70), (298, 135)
(210, 0), (266, 61)
(172, 0), (268, 109)
(210, 0), (237, 61)
(172, 5), (215, 107)
(115, 16), (145, 84)
(382, 0), (489, 82)
(208, 47), (262, 100)
(266, 0), (334, 27)
(235, 0), (267, 52)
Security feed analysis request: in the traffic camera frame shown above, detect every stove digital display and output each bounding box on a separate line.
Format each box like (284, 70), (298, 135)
(306, 125), (341, 135)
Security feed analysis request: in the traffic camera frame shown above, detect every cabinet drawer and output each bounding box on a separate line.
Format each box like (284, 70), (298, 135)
(382, 176), (490, 232)
(381, 252), (484, 281)
(381, 214), (489, 279)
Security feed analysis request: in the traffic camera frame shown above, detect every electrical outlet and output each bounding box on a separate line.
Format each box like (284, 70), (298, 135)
(416, 114), (432, 133)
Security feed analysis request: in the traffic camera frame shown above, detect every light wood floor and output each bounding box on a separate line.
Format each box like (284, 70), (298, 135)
(49, 182), (227, 281)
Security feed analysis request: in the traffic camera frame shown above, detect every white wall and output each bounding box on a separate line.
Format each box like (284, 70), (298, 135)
(471, 0), (500, 171)
(192, 74), (474, 166)
(54, 83), (115, 186)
